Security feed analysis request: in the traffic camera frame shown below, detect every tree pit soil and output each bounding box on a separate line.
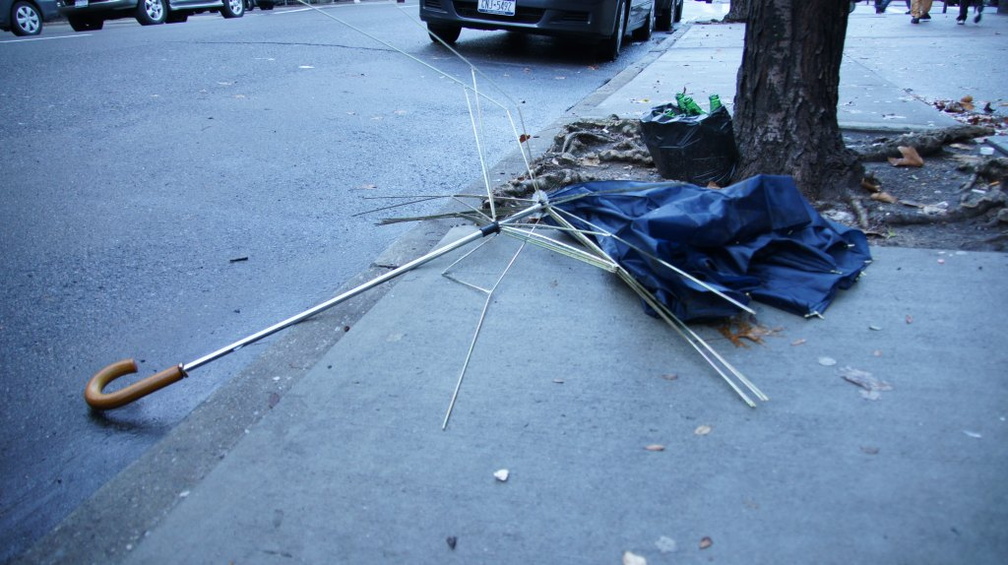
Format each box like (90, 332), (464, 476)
(494, 117), (1007, 252)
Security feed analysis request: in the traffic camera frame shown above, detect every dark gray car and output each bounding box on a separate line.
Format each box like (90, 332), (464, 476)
(419, 0), (683, 60)
(56, 0), (262, 31)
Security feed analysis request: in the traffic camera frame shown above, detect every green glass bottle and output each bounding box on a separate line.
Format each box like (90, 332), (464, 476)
(681, 95), (706, 116)
(675, 92), (687, 113)
(709, 94), (723, 112)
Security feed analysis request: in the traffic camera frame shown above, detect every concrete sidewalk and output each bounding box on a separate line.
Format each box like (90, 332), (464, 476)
(20, 7), (1008, 565)
(118, 235), (1008, 564)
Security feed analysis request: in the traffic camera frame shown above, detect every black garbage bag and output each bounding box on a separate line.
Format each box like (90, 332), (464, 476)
(640, 103), (738, 187)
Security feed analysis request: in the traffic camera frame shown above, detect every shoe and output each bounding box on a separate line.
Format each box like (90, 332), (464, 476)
(921, 13), (930, 20)
(911, 17), (919, 24)
(957, 17), (965, 24)
(974, 12), (982, 23)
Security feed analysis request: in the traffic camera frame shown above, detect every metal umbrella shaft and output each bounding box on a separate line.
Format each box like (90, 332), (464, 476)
(85, 200), (548, 410)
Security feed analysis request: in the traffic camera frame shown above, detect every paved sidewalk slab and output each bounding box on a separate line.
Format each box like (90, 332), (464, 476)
(121, 228), (1008, 564)
(590, 23), (962, 131)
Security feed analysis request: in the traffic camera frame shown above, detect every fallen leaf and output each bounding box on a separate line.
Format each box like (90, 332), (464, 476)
(870, 191), (898, 204)
(644, 444), (666, 452)
(960, 95), (975, 111)
(860, 176), (882, 193)
(838, 366), (892, 394)
(888, 145), (924, 167)
(493, 469), (509, 482)
(717, 317), (780, 347)
(699, 536), (713, 549)
(519, 133), (531, 143)
(622, 551), (647, 565)
(694, 425), (712, 436)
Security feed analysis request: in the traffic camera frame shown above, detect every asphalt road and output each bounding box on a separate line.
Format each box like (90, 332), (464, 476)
(0, 1), (676, 560)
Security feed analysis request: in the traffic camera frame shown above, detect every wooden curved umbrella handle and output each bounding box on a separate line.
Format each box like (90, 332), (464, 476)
(85, 359), (187, 410)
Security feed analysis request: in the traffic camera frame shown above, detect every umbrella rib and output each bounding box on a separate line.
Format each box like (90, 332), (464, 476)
(549, 206), (755, 315)
(498, 225), (618, 273)
(544, 207), (765, 407)
(442, 232), (531, 430)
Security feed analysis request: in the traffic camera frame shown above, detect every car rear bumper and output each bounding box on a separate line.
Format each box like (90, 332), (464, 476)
(420, 0), (621, 39)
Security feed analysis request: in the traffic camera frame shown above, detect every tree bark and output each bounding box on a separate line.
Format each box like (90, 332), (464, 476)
(732, 0), (862, 202)
(725, 0), (749, 22)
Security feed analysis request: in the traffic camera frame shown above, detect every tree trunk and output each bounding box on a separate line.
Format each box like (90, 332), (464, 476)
(724, 0), (749, 22)
(732, 0), (862, 202)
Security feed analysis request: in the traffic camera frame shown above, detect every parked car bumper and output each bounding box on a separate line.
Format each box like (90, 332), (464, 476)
(419, 0), (622, 39)
(57, 0), (138, 17)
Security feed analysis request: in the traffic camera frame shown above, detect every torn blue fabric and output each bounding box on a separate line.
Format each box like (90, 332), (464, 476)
(549, 175), (872, 321)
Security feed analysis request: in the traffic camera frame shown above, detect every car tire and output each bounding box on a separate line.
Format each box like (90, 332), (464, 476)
(67, 15), (104, 31)
(427, 23), (461, 44)
(632, 0), (655, 42)
(221, 0), (245, 18)
(674, 0), (683, 22)
(10, 1), (43, 36)
(601, 0), (627, 62)
(656, 6), (672, 32)
(135, 0), (166, 25)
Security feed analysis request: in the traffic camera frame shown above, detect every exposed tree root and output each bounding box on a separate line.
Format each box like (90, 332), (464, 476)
(855, 124), (994, 162)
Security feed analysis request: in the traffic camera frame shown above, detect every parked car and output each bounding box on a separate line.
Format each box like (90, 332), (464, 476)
(57, 0), (250, 31)
(419, 0), (682, 60)
(1, 0), (59, 35)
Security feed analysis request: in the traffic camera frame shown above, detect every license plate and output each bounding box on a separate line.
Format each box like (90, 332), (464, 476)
(478, 0), (516, 17)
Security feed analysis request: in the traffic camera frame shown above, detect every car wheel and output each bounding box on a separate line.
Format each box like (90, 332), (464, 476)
(427, 23), (461, 45)
(67, 15), (104, 31)
(10, 1), (43, 36)
(632, 0), (655, 42)
(221, 0), (245, 18)
(674, 0), (683, 22)
(601, 0), (627, 62)
(656, 6), (672, 32)
(135, 0), (166, 25)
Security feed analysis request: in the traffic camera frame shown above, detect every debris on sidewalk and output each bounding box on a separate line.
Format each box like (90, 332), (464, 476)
(838, 366), (892, 400)
(654, 536), (677, 553)
(622, 550), (647, 565)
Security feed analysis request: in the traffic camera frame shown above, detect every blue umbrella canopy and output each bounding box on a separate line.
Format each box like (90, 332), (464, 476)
(549, 175), (872, 321)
